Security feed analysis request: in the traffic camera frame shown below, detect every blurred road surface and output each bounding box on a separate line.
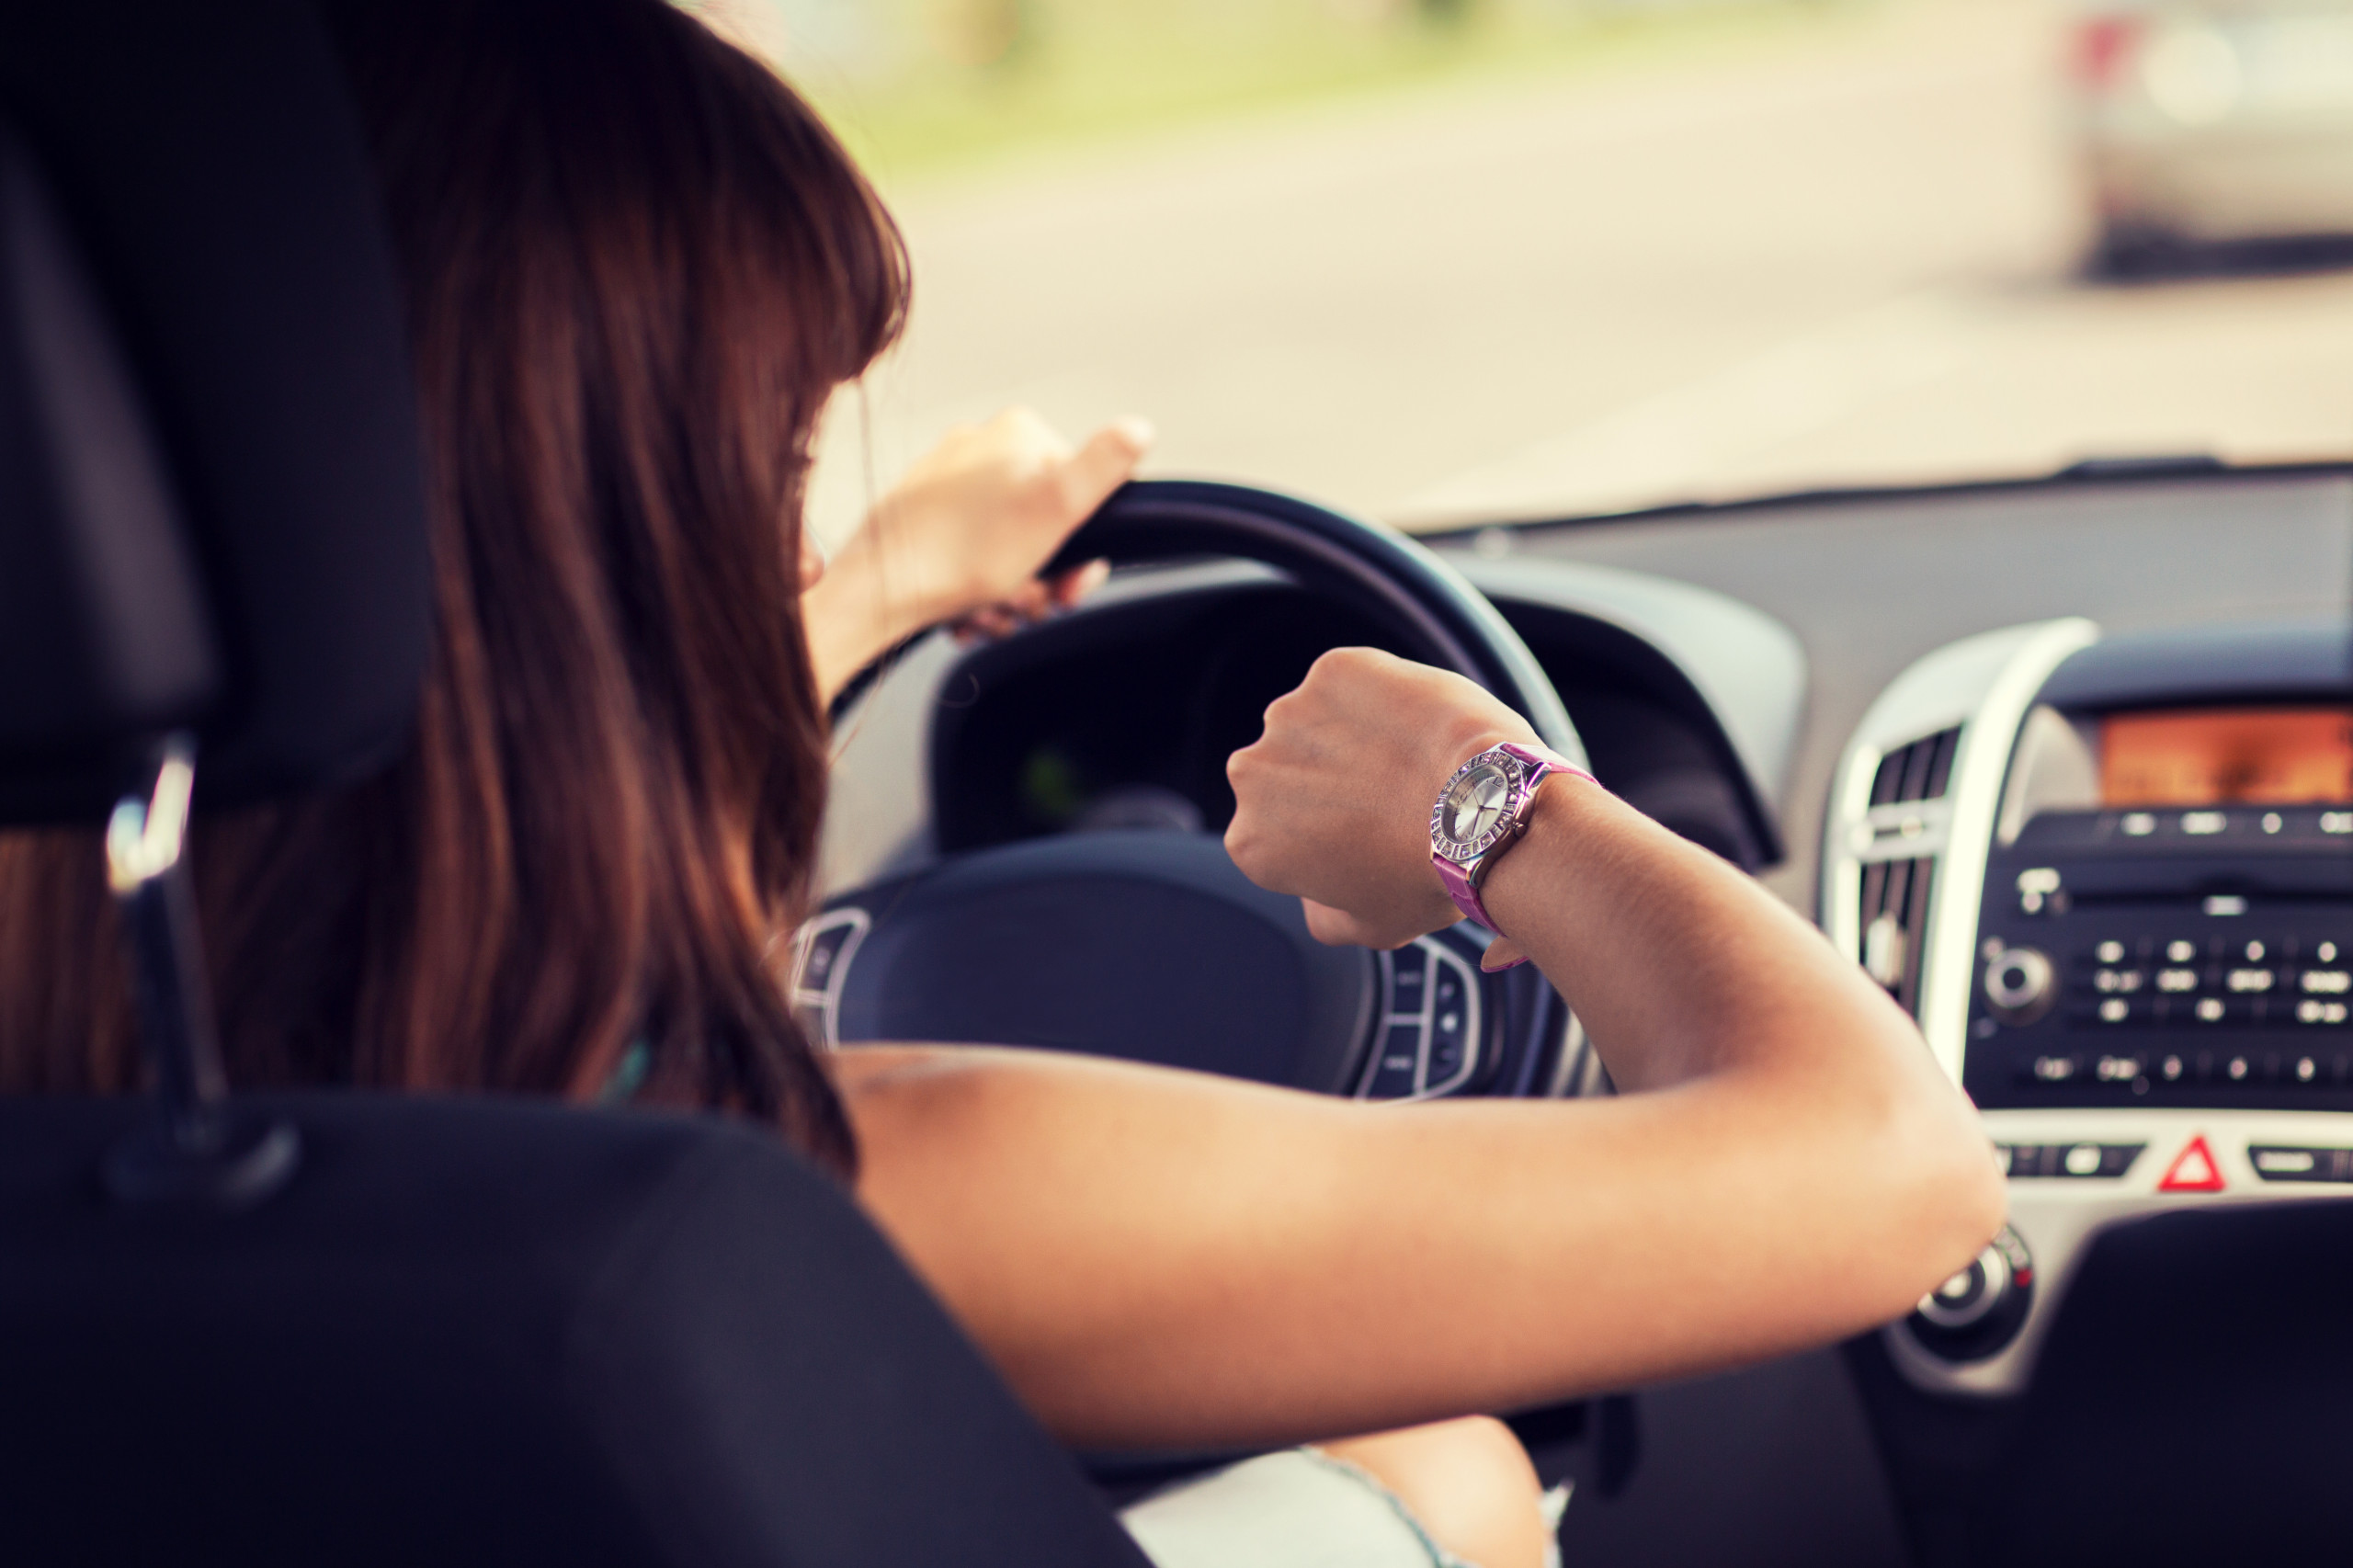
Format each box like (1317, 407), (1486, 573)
(807, 0), (2353, 540)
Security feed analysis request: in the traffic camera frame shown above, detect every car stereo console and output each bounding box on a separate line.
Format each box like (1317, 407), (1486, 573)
(1824, 616), (2353, 1396)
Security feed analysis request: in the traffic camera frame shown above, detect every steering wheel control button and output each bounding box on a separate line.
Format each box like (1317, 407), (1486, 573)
(1998, 1142), (2144, 1179)
(1386, 946), (1427, 1006)
(2249, 1144), (2353, 1183)
(1365, 1025), (1424, 1100)
(1431, 966), (1465, 1035)
(1359, 938), (1485, 1100)
(788, 908), (871, 1049)
(1984, 946), (2056, 1026)
(2157, 1134), (2227, 1193)
(1418, 945), (1483, 1096)
(1905, 1224), (2034, 1362)
(1427, 1029), (1467, 1087)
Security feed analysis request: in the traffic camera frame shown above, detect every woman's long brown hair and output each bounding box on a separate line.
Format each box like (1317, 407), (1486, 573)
(0, 0), (905, 1174)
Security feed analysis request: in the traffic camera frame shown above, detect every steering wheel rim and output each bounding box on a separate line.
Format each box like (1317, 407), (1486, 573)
(1043, 479), (1586, 763)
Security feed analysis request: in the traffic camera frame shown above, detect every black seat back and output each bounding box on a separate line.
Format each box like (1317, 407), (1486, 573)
(0, 1094), (1147, 1565)
(0, 4), (1148, 1562)
(0, 0), (428, 820)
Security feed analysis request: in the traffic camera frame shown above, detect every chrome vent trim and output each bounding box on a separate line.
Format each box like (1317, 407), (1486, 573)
(1824, 619), (2099, 1080)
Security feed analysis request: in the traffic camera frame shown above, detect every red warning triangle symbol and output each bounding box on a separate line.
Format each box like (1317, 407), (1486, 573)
(2159, 1134), (2226, 1193)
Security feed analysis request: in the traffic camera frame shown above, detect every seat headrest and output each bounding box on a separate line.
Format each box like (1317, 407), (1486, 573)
(0, 0), (429, 823)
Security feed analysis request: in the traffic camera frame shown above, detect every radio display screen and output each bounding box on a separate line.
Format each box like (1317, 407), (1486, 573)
(2100, 707), (2353, 807)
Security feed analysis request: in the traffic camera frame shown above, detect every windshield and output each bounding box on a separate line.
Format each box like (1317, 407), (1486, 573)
(703, 0), (2353, 535)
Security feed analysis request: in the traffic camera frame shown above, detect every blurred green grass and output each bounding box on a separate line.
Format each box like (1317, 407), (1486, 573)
(740, 0), (1879, 184)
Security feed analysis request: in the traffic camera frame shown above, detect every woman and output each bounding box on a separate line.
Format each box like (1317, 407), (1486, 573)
(0, 3), (2004, 1565)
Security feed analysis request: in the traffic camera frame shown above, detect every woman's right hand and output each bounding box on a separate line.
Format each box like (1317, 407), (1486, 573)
(1224, 647), (1539, 950)
(804, 407), (1149, 702)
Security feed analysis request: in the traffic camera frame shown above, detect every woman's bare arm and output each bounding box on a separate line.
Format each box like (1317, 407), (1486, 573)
(836, 648), (2004, 1450)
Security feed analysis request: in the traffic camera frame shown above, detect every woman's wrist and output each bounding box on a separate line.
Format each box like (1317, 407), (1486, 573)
(803, 541), (925, 705)
(1460, 767), (1595, 968)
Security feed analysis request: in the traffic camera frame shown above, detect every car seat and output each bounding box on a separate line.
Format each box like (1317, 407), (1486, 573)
(0, 5), (1150, 1563)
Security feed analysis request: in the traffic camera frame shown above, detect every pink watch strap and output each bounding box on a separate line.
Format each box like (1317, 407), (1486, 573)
(1432, 742), (1592, 968)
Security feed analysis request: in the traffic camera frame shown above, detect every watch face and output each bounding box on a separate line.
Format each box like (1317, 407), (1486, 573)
(1440, 761), (1514, 850)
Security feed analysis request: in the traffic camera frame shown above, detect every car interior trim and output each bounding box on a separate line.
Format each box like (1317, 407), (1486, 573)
(1823, 619), (2100, 1080)
(1888, 1105), (2353, 1397)
(1443, 552), (1808, 827)
(1917, 619), (2107, 1085)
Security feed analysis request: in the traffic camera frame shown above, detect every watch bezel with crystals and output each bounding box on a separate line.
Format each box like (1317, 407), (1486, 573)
(1431, 744), (1546, 871)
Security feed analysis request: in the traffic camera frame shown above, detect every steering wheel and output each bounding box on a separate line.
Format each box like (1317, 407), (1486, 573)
(802, 480), (1590, 1103)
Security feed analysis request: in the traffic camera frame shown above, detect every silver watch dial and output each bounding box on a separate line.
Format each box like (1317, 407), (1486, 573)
(1441, 761), (1513, 848)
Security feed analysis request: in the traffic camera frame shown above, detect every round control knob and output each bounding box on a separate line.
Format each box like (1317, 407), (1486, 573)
(1984, 946), (2056, 1026)
(1915, 1243), (2010, 1331)
(1904, 1224), (2034, 1363)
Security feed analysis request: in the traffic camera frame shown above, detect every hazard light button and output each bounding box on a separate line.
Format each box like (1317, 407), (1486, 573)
(2158, 1134), (2226, 1193)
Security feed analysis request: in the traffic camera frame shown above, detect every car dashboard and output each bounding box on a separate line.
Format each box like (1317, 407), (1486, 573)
(824, 460), (2353, 1564)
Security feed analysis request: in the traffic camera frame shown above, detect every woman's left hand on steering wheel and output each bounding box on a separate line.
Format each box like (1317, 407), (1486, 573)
(804, 406), (1152, 701)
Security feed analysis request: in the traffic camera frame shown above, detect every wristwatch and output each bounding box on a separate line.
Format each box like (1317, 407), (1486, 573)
(1429, 741), (1592, 960)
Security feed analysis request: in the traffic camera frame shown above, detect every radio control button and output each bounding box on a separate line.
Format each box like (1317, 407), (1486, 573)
(2095, 939), (2127, 964)
(2015, 867), (2063, 915)
(2165, 938), (2200, 964)
(2317, 941), (2343, 964)
(1985, 947), (2056, 1024)
(2155, 967), (2201, 994)
(2181, 811), (2229, 835)
(2221, 1051), (2281, 1082)
(1999, 1142), (2144, 1177)
(2295, 999), (2351, 1026)
(2251, 1144), (2353, 1182)
(2025, 1053), (2082, 1084)
(2301, 969), (2351, 995)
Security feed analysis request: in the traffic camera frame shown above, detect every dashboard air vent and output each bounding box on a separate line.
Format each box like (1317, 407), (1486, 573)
(1858, 725), (1960, 1016)
(1860, 856), (1933, 1015)
(1870, 726), (1959, 807)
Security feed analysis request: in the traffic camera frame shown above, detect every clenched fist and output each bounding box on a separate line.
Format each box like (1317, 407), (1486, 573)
(1224, 648), (1539, 950)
